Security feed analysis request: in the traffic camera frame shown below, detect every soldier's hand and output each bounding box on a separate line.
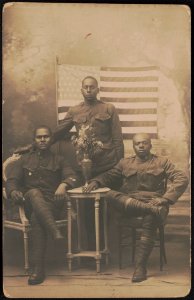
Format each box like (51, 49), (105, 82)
(10, 190), (24, 205)
(54, 183), (68, 202)
(84, 181), (99, 193)
(149, 197), (169, 206)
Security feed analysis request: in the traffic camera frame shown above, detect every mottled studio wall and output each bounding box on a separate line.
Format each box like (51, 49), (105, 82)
(3, 3), (190, 177)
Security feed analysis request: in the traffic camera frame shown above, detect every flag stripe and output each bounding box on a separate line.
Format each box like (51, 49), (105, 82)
(100, 70), (158, 78)
(121, 121), (157, 127)
(100, 91), (158, 98)
(100, 76), (158, 82)
(117, 108), (157, 114)
(119, 114), (157, 121)
(122, 127), (157, 134)
(100, 81), (158, 88)
(111, 102), (157, 109)
(101, 66), (159, 71)
(100, 97), (158, 103)
(123, 133), (158, 139)
(100, 87), (158, 92)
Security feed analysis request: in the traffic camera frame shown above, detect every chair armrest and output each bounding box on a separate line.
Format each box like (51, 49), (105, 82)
(3, 187), (30, 226)
(18, 206), (30, 225)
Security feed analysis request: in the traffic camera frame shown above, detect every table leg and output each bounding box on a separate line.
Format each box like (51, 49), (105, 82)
(103, 199), (109, 266)
(76, 199), (81, 266)
(95, 194), (101, 273)
(67, 198), (72, 272)
(76, 199), (81, 252)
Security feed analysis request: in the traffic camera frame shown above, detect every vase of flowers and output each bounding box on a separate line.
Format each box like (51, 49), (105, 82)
(71, 125), (103, 188)
(81, 153), (92, 186)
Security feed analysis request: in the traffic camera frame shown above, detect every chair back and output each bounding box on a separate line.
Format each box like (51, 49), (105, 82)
(3, 154), (29, 224)
(3, 154), (21, 182)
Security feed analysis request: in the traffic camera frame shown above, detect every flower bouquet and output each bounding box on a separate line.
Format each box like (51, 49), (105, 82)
(71, 125), (103, 189)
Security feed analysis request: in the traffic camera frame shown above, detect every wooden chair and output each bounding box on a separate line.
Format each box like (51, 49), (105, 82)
(3, 154), (68, 274)
(118, 217), (167, 271)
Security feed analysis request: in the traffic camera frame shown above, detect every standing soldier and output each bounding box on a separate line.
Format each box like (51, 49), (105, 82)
(52, 76), (124, 249)
(52, 76), (124, 175)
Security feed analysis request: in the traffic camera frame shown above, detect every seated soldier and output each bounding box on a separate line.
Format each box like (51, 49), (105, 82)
(5, 125), (79, 285)
(85, 133), (189, 283)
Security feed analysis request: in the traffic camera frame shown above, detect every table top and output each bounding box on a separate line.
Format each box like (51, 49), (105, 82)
(67, 187), (110, 198)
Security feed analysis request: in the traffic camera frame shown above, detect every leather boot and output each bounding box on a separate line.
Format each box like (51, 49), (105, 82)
(132, 231), (155, 283)
(132, 214), (157, 283)
(29, 213), (46, 285)
(132, 265), (147, 283)
(28, 265), (45, 285)
(124, 198), (168, 223)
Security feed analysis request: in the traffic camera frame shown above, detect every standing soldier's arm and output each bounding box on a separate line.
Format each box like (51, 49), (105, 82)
(109, 105), (124, 161)
(52, 108), (74, 144)
(14, 109), (75, 154)
(161, 158), (189, 204)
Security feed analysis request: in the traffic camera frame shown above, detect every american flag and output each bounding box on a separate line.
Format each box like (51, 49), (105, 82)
(56, 63), (159, 139)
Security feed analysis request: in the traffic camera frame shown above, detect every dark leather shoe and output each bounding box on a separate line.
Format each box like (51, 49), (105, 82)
(28, 269), (45, 285)
(132, 266), (147, 283)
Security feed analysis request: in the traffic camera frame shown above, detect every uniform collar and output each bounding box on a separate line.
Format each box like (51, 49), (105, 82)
(135, 153), (153, 162)
(83, 98), (99, 106)
(33, 148), (52, 158)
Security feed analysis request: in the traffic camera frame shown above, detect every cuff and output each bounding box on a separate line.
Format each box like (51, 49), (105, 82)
(162, 194), (176, 205)
(62, 177), (77, 189)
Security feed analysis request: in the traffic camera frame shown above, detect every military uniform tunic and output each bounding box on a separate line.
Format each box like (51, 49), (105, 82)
(6, 149), (78, 200)
(93, 153), (189, 204)
(53, 99), (124, 174)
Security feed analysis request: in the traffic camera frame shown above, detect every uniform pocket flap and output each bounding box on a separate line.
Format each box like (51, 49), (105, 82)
(146, 168), (164, 176)
(122, 169), (137, 177)
(95, 113), (111, 121)
(73, 115), (87, 123)
(23, 165), (35, 172)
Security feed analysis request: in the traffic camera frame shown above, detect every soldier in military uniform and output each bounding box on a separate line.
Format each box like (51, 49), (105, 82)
(52, 76), (124, 174)
(52, 76), (124, 249)
(85, 133), (189, 282)
(6, 125), (78, 285)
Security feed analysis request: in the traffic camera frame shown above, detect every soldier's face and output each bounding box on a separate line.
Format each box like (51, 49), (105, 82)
(34, 128), (51, 151)
(133, 135), (152, 158)
(81, 78), (99, 101)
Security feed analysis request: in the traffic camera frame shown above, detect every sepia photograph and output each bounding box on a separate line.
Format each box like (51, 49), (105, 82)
(2, 2), (191, 298)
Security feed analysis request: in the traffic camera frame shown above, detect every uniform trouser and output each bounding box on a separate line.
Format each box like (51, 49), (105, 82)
(24, 188), (62, 268)
(105, 190), (164, 268)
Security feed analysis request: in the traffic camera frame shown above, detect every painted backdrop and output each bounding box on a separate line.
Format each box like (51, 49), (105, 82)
(3, 3), (190, 178)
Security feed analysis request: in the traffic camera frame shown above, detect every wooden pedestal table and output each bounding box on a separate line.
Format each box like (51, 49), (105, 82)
(67, 187), (110, 273)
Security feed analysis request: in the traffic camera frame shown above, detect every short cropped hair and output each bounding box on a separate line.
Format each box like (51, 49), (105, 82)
(33, 125), (52, 138)
(132, 133), (152, 144)
(82, 76), (98, 87)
